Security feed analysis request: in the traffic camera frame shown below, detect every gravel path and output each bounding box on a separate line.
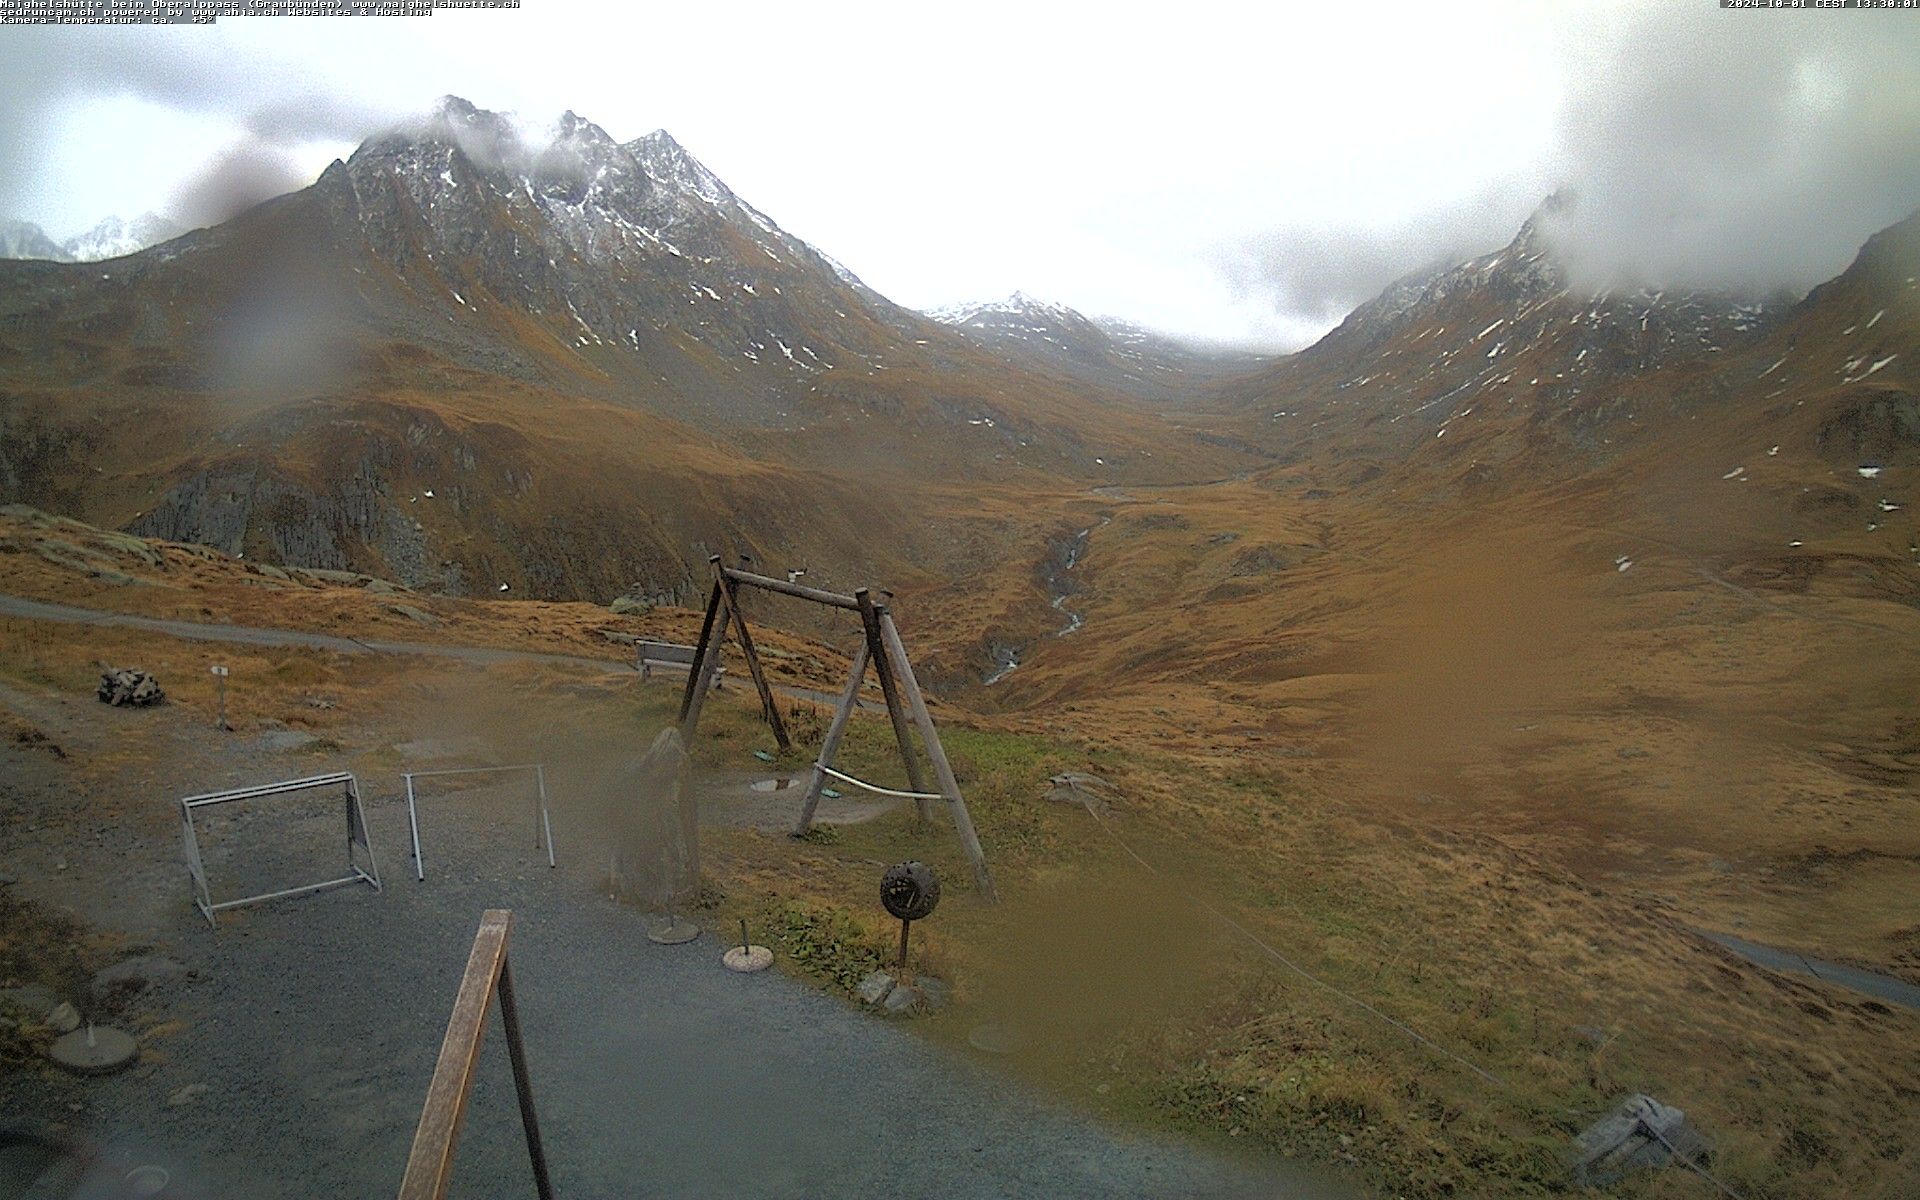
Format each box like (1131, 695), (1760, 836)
(0, 590), (872, 711)
(1, 731), (1352, 1199)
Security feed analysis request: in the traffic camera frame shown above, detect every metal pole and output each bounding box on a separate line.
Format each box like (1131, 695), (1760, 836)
(536, 766), (555, 868)
(896, 917), (912, 983)
(407, 775), (425, 882)
(494, 955), (555, 1200)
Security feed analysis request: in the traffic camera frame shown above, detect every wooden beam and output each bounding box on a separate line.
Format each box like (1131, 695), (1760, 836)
(875, 608), (997, 902)
(716, 563), (791, 751)
(678, 599), (730, 740)
(677, 579), (724, 723)
(495, 956), (553, 1200)
(793, 638), (870, 836)
(718, 566), (860, 610)
(858, 589), (932, 821)
(398, 910), (530, 1200)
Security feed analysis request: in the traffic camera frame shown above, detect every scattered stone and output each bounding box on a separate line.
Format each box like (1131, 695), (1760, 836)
(91, 955), (191, 1004)
(1572, 1093), (1713, 1187)
(882, 984), (928, 1016)
(1045, 772), (1115, 812)
(856, 970), (896, 1006)
(96, 668), (164, 707)
(858, 969), (948, 1015)
(46, 1001), (81, 1034)
(166, 1084), (209, 1108)
(48, 1025), (138, 1075)
(259, 730), (320, 753)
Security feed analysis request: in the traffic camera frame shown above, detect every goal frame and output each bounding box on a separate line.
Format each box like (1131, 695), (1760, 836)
(179, 771), (382, 927)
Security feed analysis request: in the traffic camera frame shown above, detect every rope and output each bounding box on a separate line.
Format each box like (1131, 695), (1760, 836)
(818, 765), (944, 803)
(1077, 798), (1507, 1089)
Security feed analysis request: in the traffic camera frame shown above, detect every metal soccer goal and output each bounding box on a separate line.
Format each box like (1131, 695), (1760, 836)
(179, 772), (382, 927)
(402, 764), (556, 882)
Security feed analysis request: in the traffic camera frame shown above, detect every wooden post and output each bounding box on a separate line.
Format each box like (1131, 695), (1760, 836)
(397, 910), (552, 1200)
(679, 590), (732, 740)
(715, 560), (791, 751)
(494, 957), (553, 1200)
(677, 577), (725, 723)
(793, 638), (870, 836)
(875, 607), (997, 902)
(858, 589), (932, 822)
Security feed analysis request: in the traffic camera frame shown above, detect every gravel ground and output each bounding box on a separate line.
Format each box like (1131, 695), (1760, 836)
(2, 724), (1354, 1199)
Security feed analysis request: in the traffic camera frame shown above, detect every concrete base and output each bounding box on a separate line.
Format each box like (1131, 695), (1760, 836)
(49, 1025), (138, 1075)
(722, 945), (774, 972)
(647, 916), (702, 945)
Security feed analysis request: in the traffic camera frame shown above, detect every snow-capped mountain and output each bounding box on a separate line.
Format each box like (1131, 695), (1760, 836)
(0, 220), (73, 262)
(1218, 193), (1787, 459)
(61, 213), (184, 262)
(928, 291), (1269, 398)
(0, 96), (1224, 600)
(0, 213), (184, 263)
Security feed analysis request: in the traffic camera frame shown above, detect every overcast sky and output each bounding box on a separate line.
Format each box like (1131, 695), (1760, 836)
(2, 1), (1917, 349)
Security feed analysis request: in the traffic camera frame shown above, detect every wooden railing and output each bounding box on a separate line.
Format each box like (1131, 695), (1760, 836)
(397, 910), (554, 1200)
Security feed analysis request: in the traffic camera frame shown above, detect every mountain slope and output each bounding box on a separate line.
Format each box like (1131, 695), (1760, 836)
(930, 291), (1268, 401)
(0, 99), (1251, 610)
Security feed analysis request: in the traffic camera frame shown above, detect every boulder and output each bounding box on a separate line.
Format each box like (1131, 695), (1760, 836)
(610, 595), (653, 616)
(1045, 772), (1115, 812)
(97, 668), (164, 707)
(1572, 1093), (1714, 1187)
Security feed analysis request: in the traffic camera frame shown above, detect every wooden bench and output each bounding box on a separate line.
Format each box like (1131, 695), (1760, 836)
(637, 641), (722, 686)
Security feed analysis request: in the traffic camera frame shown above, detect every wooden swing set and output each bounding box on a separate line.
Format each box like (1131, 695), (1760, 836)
(676, 556), (996, 901)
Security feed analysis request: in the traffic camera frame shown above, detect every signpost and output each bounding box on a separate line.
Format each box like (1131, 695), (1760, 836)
(210, 664), (230, 730)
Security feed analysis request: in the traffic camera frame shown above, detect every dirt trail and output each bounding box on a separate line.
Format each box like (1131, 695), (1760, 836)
(0, 590), (866, 710)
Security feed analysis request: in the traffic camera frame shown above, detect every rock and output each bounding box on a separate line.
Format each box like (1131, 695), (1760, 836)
(1572, 1093), (1713, 1187)
(167, 1083), (209, 1108)
(881, 983), (926, 1015)
(1045, 772), (1114, 812)
(46, 1001), (81, 1034)
(259, 730), (319, 753)
(598, 629), (638, 645)
(610, 596), (653, 616)
(609, 728), (699, 913)
(0, 872), (16, 886)
(915, 976), (952, 1010)
(91, 955), (191, 1004)
(386, 603), (438, 625)
(856, 970), (896, 1006)
(96, 668), (164, 707)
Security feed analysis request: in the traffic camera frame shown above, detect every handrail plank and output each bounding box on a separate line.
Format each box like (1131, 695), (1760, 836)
(398, 910), (513, 1200)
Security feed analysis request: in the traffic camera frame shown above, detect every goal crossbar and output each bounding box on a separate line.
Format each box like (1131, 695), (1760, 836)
(403, 764), (556, 882)
(179, 771), (382, 927)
